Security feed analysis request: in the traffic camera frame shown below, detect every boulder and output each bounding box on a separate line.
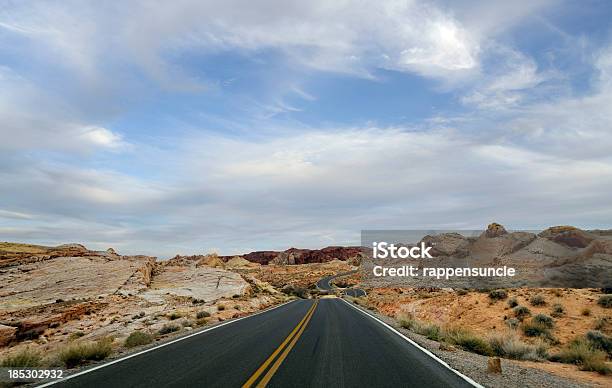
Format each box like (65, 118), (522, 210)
(538, 226), (594, 248)
(482, 223), (507, 238)
(0, 324), (17, 346)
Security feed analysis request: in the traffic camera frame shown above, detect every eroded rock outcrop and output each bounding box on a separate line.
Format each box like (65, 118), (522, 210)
(224, 246), (364, 265)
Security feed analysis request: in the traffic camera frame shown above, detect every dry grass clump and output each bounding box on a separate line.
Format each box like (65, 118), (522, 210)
(530, 294), (546, 306)
(217, 304), (226, 311)
(586, 331), (612, 356)
(507, 297), (518, 308)
(124, 331), (153, 348)
(581, 307), (591, 316)
(552, 337), (611, 375)
(488, 332), (548, 361)
(513, 305), (531, 320)
(550, 303), (565, 317)
(443, 326), (492, 356)
(158, 324), (180, 335)
(196, 311), (211, 319)
(59, 337), (113, 368)
(167, 312), (182, 320)
(0, 347), (43, 367)
(398, 314), (441, 341)
(488, 289), (508, 301)
(598, 295), (612, 308)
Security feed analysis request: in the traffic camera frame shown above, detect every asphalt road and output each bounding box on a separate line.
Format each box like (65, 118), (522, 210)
(49, 299), (476, 388)
(316, 271), (367, 297)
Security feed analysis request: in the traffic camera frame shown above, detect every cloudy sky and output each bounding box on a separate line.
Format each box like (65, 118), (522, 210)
(1, 1), (611, 257)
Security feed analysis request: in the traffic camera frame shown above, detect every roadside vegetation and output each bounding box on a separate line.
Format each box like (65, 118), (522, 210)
(0, 347), (43, 367)
(383, 289), (612, 376)
(124, 331), (154, 348)
(59, 337), (113, 368)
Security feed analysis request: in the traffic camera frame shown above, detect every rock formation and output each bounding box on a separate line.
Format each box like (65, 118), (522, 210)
(222, 246), (365, 265)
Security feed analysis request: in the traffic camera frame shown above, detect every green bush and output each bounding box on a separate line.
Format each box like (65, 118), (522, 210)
(1, 348), (42, 367)
(513, 305), (531, 320)
(158, 324), (180, 335)
(586, 331), (612, 356)
(168, 312), (181, 320)
(597, 295), (612, 308)
(551, 303), (565, 317)
(522, 322), (551, 338)
(124, 331), (153, 348)
(444, 327), (492, 356)
(553, 338), (611, 375)
(530, 294), (546, 306)
(59, 338), (113, 368)
(532, 314), (554, 329)
(68, 331), (85, 341)
(507, 297), (518, 308)
(488, 289), (508, 301)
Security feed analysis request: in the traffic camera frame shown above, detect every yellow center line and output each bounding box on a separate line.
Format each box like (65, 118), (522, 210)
(242, 301), (318, 388)
(255, 300), (318, 387)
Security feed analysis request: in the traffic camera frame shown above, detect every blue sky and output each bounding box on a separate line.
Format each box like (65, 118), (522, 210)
(1, 1), (612, 257)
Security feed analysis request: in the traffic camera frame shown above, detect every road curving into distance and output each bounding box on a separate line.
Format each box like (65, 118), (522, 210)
(316, 270), (367, 297)
(46, 297), (478, 388)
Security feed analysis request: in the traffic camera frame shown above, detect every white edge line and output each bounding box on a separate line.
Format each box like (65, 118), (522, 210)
(340, 298), (484, 388)
(37, 300), (296, 387)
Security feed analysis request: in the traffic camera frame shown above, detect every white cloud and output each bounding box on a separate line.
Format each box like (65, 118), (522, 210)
(78, 126), (126, 149)
(0, 0), (542, 83)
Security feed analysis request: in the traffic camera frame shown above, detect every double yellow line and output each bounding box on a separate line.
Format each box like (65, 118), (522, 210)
(242, 300), (318, 388)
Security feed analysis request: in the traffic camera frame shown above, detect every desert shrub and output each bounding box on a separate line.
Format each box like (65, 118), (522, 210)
(59, 338), (113, 368)
(586, 331), (612, 356)
(158, 324), (180, 335)
(505, 318), (520, 329)
(456, 289), (468, 296)
(507, 297), (518, 308)
(68, 331), (85, 341)
(530, 294), (546, 306)
(124, 331), (153, 348)
(580, 356), (611, 374)
(581, 308), (591, 316)
(168, 312), (181, 320)
(532, 314), (554, 329)
(488, 333), (543, 361)
(534, 339), (550, 359)
(196, 311), (210, 319)
(418, 323), (441, 341)
(217, 304), (226, 311)
(398, 315), (440, 341)
(444, 327), (492, 356)
(594, 317), (610, 331)
(513, 305), (531, 320)
(597, 295), (612, 308)
(553, 338), (611, 375)
(179, 319), (193, 327)
(489, 289), (508, 301)
(553, 289), (562, 297)
(522, 322), (551, 338)
(1, 348), (42, 367)
(551, 303), (565, 318)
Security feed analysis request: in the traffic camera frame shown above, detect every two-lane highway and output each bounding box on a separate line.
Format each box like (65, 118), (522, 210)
(49, 298), (477, 388)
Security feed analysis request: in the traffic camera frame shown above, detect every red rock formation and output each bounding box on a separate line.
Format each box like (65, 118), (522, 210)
(221, 246), (365, 265)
